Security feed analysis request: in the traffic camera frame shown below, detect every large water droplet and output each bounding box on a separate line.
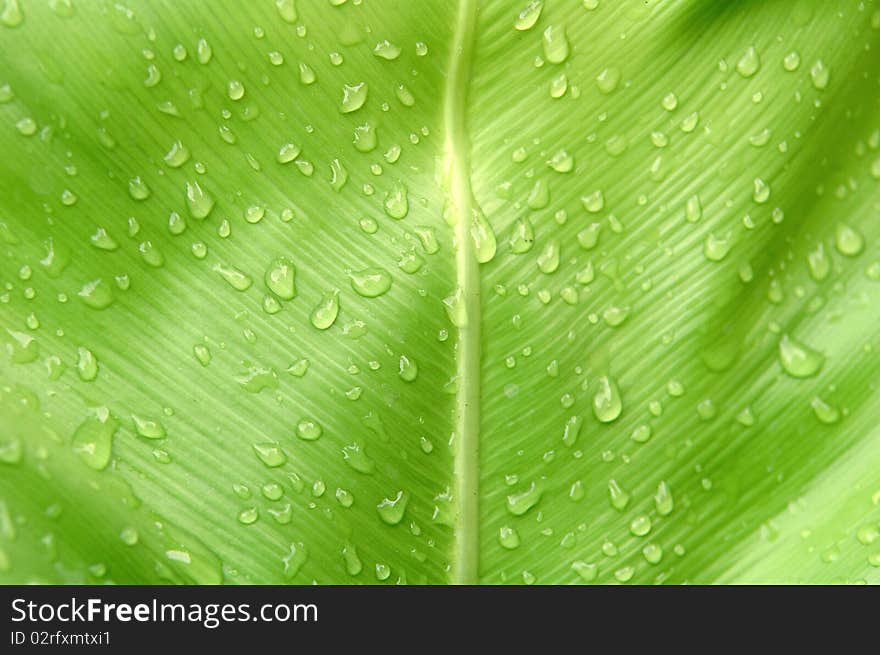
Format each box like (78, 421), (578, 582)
(506, 481), (541, 516)
(514, 1), (542, 30)
(265, 257), (296, 299)
(310, 291), (339, 330)
(593, 375), (622, 423)
(185, 180), (214, 219)
(778, 334), (824, 378)
(542, 25), (569, 63)
(350, 268), (391, 297)
(72, 408), (117, 470)
(340, 82), (367, 113)
(377, 490), (408, 525)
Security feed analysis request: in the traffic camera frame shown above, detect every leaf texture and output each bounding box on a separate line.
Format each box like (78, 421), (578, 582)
(1, 0), (879, 584)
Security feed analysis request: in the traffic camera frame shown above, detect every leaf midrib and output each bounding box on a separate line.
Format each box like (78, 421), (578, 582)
(445, 0), (479, 584)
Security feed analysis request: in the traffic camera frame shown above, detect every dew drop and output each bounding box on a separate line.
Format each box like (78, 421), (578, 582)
(265, 257), (296, 299)
(592, 375), (622, 423)
(778, 334), (824, 378)
(253, 443), (287, 468)
(76, 347), (98, 381)
(185, 180), (214, 219)
(340, 82), (367, 113)
(72, 408), (117, 471)
(310, 291), (339, 330)
(506, 481), (542, 516)
(398, 355), (418, 382)
(810, 396), (840, 424)
(736, 46), (760, 78)
(542, 25), (569, 63)
(835, 223), (864, 256)
(296, 419), (322, 441)
(377, 490), (408, 525)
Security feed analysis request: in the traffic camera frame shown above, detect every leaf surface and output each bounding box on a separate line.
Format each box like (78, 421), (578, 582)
(1, 0), (879, 584)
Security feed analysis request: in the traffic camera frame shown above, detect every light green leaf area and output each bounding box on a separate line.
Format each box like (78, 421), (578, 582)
(1, 0), (879, 584)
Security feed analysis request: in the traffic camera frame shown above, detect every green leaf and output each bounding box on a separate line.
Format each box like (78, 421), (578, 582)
(1, 0), (879, 584)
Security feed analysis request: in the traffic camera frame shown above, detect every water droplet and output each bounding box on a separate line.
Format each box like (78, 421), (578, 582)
(343, 442), (375, 474)
(76, 347), (98, 381)
(132, 414), (166, 439)
(265, 257), (296, 299)
(562, 415), (582, 447)
(577, 222), (600, 249)
(655, 481), (674, 515)
(596, 67), (621, 94)
(537, 241), (559, 274)
(398, 355), (418, 382)
(15, 117), (36, 136)
(835, 223), (864, 256)
(736, 46), (760, 77)
(547, 149), (573, 172)
(185, 180), (214, 219)
(237, 366), (278, 393)
(373, 39), (400, 59)
(807, 243), (830, 281)
(193, 344), (211, 366)
(506, 481), (541, 516)
(377, 490), (408, 525)
(90, 227), (118, 251)
(643, 543), (663, 564)
(72, 408), (117, 470)
(310, 291), (339, 330)
(571, 561), (597, 582)
(778, 334), (824, 378)
(542, 25), (569, 63)
(214, 263), (252, 291)
(443, 287), (468, 327)
(128, 176), (150, 200)
(298, 62), (316, 85)
(704, 232), (732, 262)
(810, 60), (829, 90)
(509, 217), (535, 253)
(593, 375), (622, 423)
(549, 72), (567, 98)
(253, 443), (287, 467)
(296, 419), (322, 441)
(350, 267), (391, 297)
(602, 305), (629, 327)
(1, 0), (24, 27)
(287, 358), (309, 377)
(608, 479), (629, 511)
(78, 278), (114, 309)
(163, 140), (190, 168)
(384, 182), (409, 219)
(340, 82), (367, 113)
(810, 396), (840, 424)
(139, 240), (164, 267)
(581, 190), (604, 213)
(752, 177), (770, 203)
(275, 0), (297, 23)
(470, 208), (497, 263)
(630, 515), (652, 537)
(277, 142), (301, 164)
